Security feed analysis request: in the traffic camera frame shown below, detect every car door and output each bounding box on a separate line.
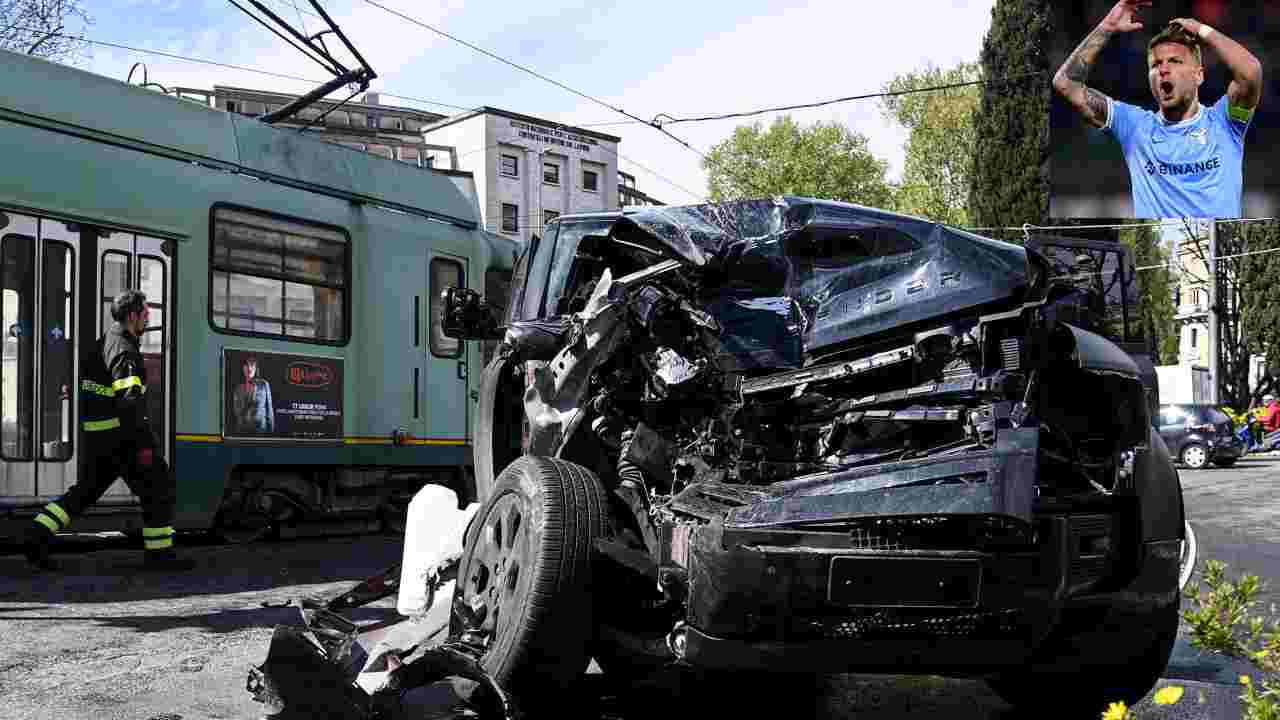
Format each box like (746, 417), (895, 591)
(1157, 406), (1187, 453)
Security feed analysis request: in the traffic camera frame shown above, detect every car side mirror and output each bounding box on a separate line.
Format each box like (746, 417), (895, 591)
(441, 286), (504, 340)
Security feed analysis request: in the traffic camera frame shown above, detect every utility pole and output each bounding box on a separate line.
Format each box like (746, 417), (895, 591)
(1207, 219), (1220, 404)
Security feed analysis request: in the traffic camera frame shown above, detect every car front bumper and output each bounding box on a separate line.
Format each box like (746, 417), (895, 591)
(673, 516), (1180, 675)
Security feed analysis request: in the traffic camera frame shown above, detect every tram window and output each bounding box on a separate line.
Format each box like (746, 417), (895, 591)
(100, 250), (129, 331)
(210, 206), (349, 344)
(1, 229), (35, 461)
(39, 240), (74, 462)
(429, 258), (463, 358)
(139, 257), (165, 351)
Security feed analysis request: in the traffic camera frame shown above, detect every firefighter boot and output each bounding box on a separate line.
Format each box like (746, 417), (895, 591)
(143, 548), (196, 572)
(21, 522), (57, 572)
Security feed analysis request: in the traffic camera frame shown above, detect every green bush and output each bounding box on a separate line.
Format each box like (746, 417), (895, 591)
(1182, 559), (1280, 719)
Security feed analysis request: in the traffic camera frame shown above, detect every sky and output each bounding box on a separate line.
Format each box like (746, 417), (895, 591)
(68, 0), (998, 205)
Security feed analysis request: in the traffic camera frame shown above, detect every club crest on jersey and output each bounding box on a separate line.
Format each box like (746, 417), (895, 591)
(1188, 128), (1208, 146)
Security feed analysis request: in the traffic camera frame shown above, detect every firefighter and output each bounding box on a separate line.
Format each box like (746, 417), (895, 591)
(21, 290), (193, 571)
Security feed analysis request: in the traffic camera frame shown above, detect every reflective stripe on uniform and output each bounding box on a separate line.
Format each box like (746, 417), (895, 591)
(83, 417), (121, 431)
(44, 502), (70, 528)
(80, 380), (115, 397)
(112, 376), (144, 393)
(34, 513), (60, 533)
(143, 526), (174, 551)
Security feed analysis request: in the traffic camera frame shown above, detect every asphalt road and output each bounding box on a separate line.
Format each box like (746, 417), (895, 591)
(0, 456), (1276, 720)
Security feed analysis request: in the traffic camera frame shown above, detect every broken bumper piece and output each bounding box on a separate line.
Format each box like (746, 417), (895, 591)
(669, 506), (1171, 675)
(248, 579), (518, 720)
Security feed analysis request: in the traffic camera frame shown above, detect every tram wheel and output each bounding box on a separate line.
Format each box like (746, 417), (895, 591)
(214, 509), (276, 544)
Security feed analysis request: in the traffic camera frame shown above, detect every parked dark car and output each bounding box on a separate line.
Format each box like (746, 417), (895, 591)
(1158, 404), (1244, 469)
(442, 198), (1185, 717)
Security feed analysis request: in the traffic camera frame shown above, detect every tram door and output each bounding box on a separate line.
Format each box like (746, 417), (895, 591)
(425, 252), (470, 441)
(0, 212), (78, 504)
(94, 231), (173, 502)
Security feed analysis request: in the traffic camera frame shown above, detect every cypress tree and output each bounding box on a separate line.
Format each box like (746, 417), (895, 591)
(969, 0), (1051, 244)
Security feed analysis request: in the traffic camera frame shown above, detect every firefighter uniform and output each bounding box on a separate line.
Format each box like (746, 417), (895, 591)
(25, 321), (180, 568)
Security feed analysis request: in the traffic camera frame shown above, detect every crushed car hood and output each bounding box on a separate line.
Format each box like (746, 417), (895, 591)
(609, 198), (1031, 368)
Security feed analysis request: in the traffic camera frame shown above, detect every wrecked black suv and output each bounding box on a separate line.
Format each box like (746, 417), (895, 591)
(442, 198), (1186, 714)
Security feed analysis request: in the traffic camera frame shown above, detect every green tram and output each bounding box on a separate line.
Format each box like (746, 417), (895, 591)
(0, 49), (515, 541)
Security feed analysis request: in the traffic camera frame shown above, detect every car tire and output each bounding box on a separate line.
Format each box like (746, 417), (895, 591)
(1180, 442), (1209, 469)
(1212, 457), (1237, 468)
(986, 600), (1179, 714)
(451, 456), (610, 704)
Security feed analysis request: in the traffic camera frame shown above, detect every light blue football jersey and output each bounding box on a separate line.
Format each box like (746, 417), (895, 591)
(1103, 94), (1253, 219)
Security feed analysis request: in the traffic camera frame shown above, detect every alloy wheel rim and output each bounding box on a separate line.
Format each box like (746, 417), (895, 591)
(460, 492), (530, 648)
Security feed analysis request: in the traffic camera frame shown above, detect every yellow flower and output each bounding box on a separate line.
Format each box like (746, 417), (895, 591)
(1153, 685), (1185, 705)
(1102, 701), (1129, 720)
(1241, 674), (1253, 686)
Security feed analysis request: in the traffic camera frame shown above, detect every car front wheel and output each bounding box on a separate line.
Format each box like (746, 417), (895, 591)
(450, 456), (610, 704)
(1181, 442), (1209, 469)
(986, 600), (1179, 714)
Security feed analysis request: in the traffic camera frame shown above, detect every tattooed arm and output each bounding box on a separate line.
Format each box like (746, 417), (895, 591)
(1053, 0), (1150, 128)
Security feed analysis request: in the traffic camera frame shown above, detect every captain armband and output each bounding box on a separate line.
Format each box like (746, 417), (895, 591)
(1228, 103), (1255, 123)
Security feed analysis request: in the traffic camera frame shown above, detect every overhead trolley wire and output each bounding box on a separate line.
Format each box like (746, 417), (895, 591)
(0, 22), (475, 111)
(355, 0), (708, 159)
(652, 71), (1046, 126)
(0, 22), (702, 199)
(574, 70), (1047, 128)
(967, 217), (1278, 232)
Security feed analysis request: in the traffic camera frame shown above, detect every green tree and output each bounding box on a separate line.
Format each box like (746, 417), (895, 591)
(881, 63), (981, 226)
(1215, 221), (1280, 408)
(0, 0), (92, 64)
(968, 0), (1051, 244)
(703, 115), (893, 208)
(1119, 225), (1179, 365)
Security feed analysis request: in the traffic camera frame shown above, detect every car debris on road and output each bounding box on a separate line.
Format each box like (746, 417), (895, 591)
(247, 487), (515, 720)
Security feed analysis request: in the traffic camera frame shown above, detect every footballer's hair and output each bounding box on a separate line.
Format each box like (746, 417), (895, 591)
(1149, 23), (1203, 66)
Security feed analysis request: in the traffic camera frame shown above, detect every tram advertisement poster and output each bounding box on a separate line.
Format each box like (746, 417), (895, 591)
(223, 349), (343, 440)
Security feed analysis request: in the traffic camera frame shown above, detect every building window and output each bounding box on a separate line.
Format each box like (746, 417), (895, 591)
(225, 100), (239, 113)
(543, 210), (560, 228)
(501, 203), (519, 234)
(210, 206), (349, 344)
(399, 147), (421, 166)
(582, 169), (599, 192)
(1190, 327), (1198, 348)
(501, 154), (519, 178)
(543, 162), (560, 185)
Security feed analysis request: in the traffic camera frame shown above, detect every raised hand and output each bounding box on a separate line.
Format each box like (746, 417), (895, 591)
(1101, 0), (1152, 34)
(1169, 17), (1205, 37)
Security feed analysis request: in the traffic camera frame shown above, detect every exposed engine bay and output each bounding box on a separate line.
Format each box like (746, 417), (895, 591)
(510, 200), (1154, 561)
